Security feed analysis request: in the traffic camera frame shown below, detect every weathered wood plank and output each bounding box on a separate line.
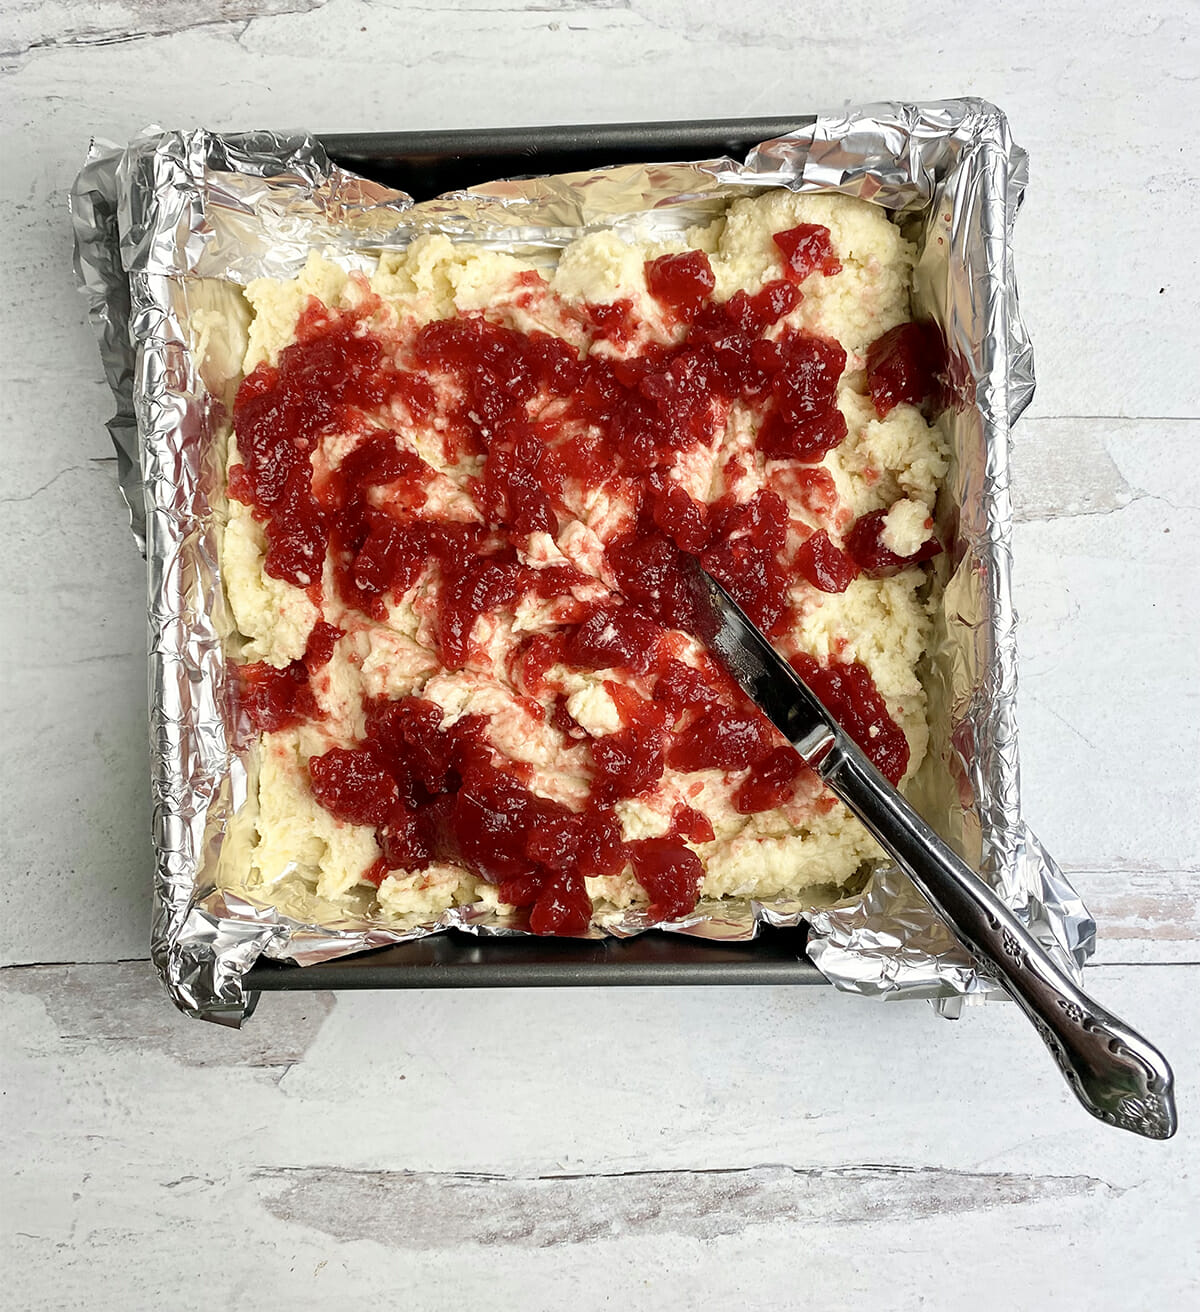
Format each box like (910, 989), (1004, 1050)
(1011, 417), (1200, 522)
(2, 961), (1196, 1309)
(1012, 502), (1199, 878)
(255, 1161), (1118, 1247)
(3, 961), (334, 1068)
(1, 1), (330, 64)
(1075, 869), (1200, 965)
(0, 457), (151, 967)
(1008, 416), (1200, 938)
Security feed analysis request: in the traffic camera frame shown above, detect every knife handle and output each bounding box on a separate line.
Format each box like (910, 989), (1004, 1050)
(817, 734), (1177, 1140)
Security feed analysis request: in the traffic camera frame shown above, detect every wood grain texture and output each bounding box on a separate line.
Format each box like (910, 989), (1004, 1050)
(2, 962), (334, 1067)
(0, 458), (150, 966)
(1009, 416), (1200, 955)
(254, 1162), (1118, 1246)
(1011, 423), (1200, 878)
(1073, 870), (1200, 965)
(3, 961), (1197, 1310)
(1, 1), (330, 65)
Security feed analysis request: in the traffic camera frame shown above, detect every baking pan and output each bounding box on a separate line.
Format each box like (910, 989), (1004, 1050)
(319, 118), (814, 195)
(73, 103), (1075, 1021)
(246, 924), (823, 995)
(244, 118), (828, 998)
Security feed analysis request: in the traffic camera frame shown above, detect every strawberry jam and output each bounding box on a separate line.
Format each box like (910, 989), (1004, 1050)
(645, 251), (716, 325)
(700, 491), (792, 635)
(307, 692), (711, 933)
(590, 721), (667, 804)
(846, 509), (942, 577)
(238, 659), (320, 734)
(232, 308), (399, 589)
(230, 221), (929, 933)
(564, 602), (664, 676)
(791, 653), (910, 785)
(796, 529), (859, 594)
(628, 839), (704, 922)
(304, 621), (343, 668)
(865, 321), (943, 418)
(734, 746), (809, 814)
(666, 706), (774, 773)
(773, 224), (843, 282)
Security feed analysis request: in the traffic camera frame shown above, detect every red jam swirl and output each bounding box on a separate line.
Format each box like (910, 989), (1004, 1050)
(233, 229), (928, 932)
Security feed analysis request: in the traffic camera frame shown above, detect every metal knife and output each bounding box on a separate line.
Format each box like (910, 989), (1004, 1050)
(682, 559), (1177, 1140)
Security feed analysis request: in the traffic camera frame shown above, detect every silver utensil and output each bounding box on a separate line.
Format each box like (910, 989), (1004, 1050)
(683, 560), (1177, 1140)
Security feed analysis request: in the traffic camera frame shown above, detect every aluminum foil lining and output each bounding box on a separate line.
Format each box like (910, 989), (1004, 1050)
(71, 100), (1095, 1025)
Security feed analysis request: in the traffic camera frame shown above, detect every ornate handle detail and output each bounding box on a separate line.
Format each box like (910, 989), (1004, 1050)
(819, 736), (1177, 1140)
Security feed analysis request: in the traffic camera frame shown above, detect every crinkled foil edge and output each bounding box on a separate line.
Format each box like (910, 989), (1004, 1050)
(70, 100), (1094, 1025)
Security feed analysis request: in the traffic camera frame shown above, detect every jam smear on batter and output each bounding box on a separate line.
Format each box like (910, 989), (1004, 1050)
(666, 706), (774, 773)
(795, 529), (859, 594)
(304, 621), (344, 668)
(564, 602), (665, 677)
(232, 311), (398, 589)
(734, 746), (809, 815)
(699, 490), (792, 636)
(308, 695), (706, 931)
(645, 251), (716, 325)
(791, 653), (910, 786)
(232, 226), (926, 931)
(238, 660), (320, 734)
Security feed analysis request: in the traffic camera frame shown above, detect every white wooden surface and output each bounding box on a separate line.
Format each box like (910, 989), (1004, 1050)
(1, 2), (1197, 1307)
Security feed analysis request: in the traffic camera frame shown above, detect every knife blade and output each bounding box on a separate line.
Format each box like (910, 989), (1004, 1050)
(680, 556), (836, 761)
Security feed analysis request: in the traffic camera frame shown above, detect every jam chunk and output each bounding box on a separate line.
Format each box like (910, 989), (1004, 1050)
(304, 622), (344, 669)
(701, 490), (792, 636)
(628, 838), (704, 922)
(734, 746), (808, 814)
(796, 529), (858, 594)
(590, 721), (667, 803)
(309, 746), (400, 829)
(772, 224), (843, 282)
(237, 660), (319, 733)
(607, 530), (705, 635)
(564, 602), (664, 676)
(866, 321), (943, 417)
(845, 509), (942, 577)
(232, 308), (395, 589)
(666, 706), (774, 773)
(645, 251), (715, 324)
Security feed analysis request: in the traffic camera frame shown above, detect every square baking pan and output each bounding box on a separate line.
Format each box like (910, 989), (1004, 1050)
(71, 103), (1071, 1020)
(245, 118), (827, 999)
